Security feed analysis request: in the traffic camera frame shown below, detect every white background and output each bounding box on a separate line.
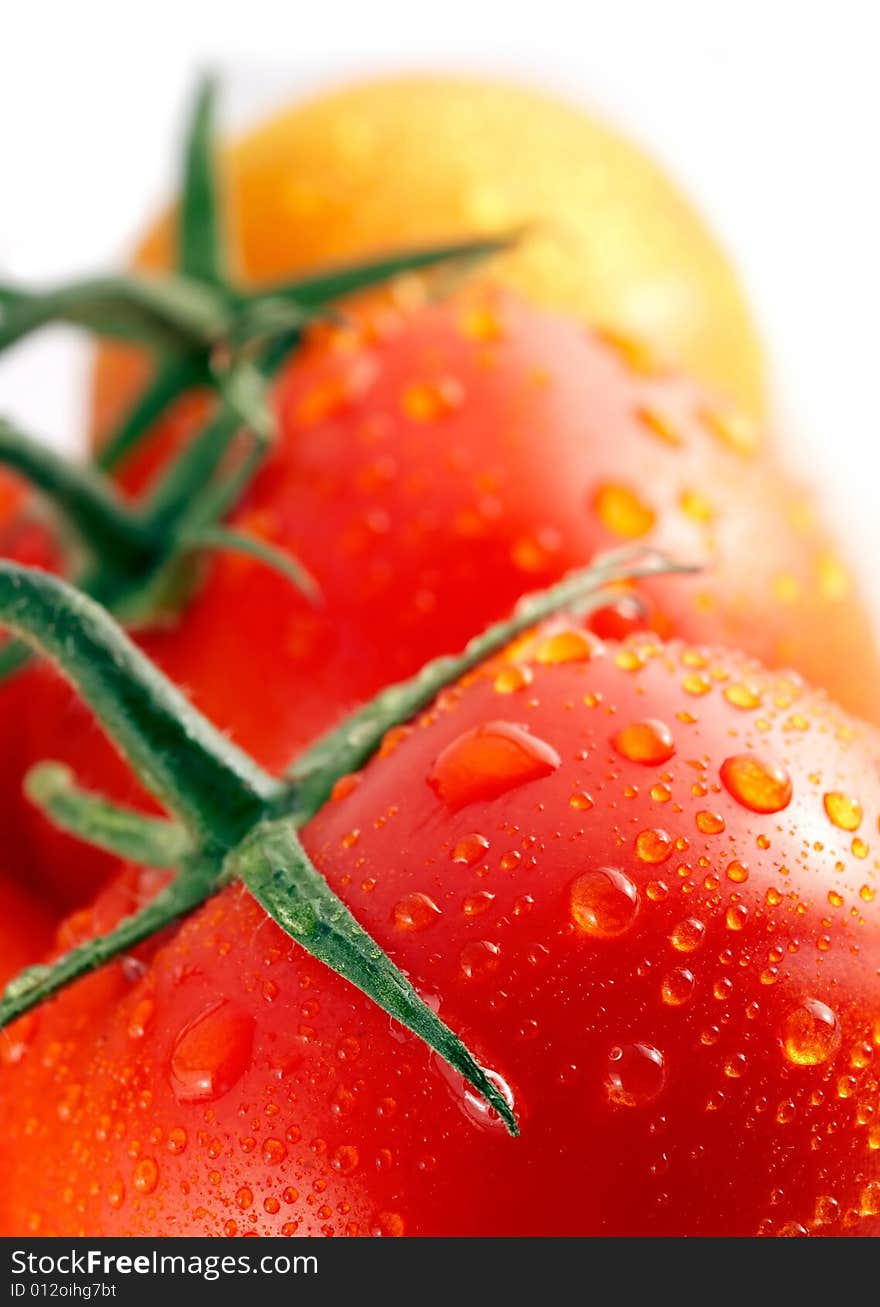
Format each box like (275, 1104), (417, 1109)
(2, 0), (879, 616)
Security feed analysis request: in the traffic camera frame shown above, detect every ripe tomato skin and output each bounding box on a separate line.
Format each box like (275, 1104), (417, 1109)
(0, 879), (54, 988)
(2, 631), (878, 1237)
(92, 74), (765, 427)
(10, 288), (880, 909)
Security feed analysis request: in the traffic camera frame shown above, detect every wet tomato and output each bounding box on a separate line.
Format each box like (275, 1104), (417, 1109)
(1, 628), (878, 1236)
(8, 287), (879, 909)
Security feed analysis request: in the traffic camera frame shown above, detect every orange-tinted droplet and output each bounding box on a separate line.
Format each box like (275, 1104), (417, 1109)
(450, 833), (490, 866)
(724, 683), (762, 710)
(392, 893), (441, 932)
(459, 940), (501, 980)
(823, 792), (863, 832)
(493, 664), (533, 694)
(169, 1000), (255, 1105)
(428, 721), (560, 810)
(133, 1158), (158, 1195)
(612, 719), (675, 766)
(402, 378), (463, 421)
(781, 999), (841, 1067)
(570, 868), (639, 939)
(661, 968), (695, 1006)
(535, 628), (599, 665)
(593, 483), (656, 538)
(635, 829), (673, 864)
(720, 753), (792, 814)
(670, 918), (706, 953)
(696, 810), (725, 835)
(605, 1043), (665, 1107)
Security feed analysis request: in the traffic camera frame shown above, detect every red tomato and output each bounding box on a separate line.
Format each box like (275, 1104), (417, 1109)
(0, 878), (54, 989)
(1, 628), (878, 1236)
(7, 286), (880, 909)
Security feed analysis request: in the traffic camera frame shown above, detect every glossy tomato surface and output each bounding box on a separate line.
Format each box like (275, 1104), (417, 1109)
(2, 630), (879, 1236)
(92, 74), (765, 426)
(9, 288), (879, 909)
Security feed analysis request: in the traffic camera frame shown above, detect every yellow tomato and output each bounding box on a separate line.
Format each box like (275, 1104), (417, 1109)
(93, 74), (764, 438)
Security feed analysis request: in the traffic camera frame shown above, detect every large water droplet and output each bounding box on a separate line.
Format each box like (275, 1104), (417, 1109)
(169, 999), (255, 1105)
(592, 483), (656, 538)
(570, 868), (639, 939)
(780, 999), (841, 1067)
(720, 753), (792, 814)
(823, 792), (863, 831)
(604, 1043), (666, 1107)
(612, 720), (675, 766)
(428, 721), (560, 810)
(392, 892), (441, 932)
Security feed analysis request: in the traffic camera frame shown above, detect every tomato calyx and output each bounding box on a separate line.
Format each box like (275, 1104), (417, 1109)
(0, 79), (514, 678)
(0, 78), (513, 471)
(0, 546), (692, 1134)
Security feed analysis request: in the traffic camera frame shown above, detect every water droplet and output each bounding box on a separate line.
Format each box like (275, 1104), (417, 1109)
(670, 918), (706, 952)
(823, 792), (863, 831)
(635, 829), (673, 864)
(726, 903), (748, 932)
(429, 721), (560, 810)
(661, 968), (695, 1006)
(570, 868), (639, 939)
(133, 1158), (158, 1195)
(682, 672), (711, 696)
(402, 378), (463, 421)
(726, 860), (749, 884)
(107, 1175), (125, 1210)
(781, 999), (841, 1066)
(450, 833), (489, 866)
(720, 753), (792, 813)
(459, 940), (501, 979)
(860, 1181), (880, 1216)
(696, 810), (725, 835)
(534, 628), (598, 664)
(604, 1043), (665, 1107)
(463, 890), (495, 916)
(724, 682), (762, 710)
(332, 1145), (359, 1175)
(593, 483), (656, 538)
(392, 892), (441, 932)
(167, 1128), (187, 1155)
(612, 719), (675, 766)
(493, 664), (533, 694)
(169, 1000), (254, 1105)
(127, 997), (155, 1041)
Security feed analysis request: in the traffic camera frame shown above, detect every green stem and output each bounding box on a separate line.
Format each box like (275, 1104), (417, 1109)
(287, 548), (696, 821)
(26, 763), (192, 868)
(0, 417), (152, 566)
(0, 564), (279, 844)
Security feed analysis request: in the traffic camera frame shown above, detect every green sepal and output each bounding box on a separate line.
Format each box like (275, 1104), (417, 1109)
(0, 563), (279, 843)
(180, 526), (321, 603)
(26, 762), (193, 868)
(0, 858), (219, 1028)
(0, 274), (231, 355)
(234, 818), (519, 1136)
(178, 76), (226, 287)
(96, 354), (208, 472)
